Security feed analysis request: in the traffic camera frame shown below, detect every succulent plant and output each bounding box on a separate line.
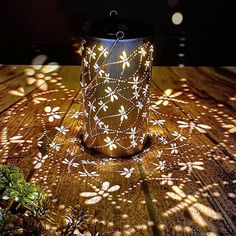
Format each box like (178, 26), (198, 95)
(0, 164), (110, 236)
(0, 207), (20, 236)
(59, 205), (89, 236)
(0, 164), (24, 192)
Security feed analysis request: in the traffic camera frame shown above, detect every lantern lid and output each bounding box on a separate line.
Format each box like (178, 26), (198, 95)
(84, 16), (153, 40)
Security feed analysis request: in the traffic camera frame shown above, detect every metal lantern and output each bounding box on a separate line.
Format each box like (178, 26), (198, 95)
(81, 11), (154, 157)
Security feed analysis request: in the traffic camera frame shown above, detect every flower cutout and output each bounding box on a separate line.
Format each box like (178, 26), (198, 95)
(80, 181), (120, 205)
(178, 161), (204, 173)
(159, 136), (168, 145)
(138, 47), (147, 59)
(143, 84), (149, 96)
(103, 124), (110, 134)
(79, 169), (99, 177)
(93, 63), (105, 77)
(150, 119), (165, 127)
(136, 101), (143, 111)
(55, 126), (69, 135)
(104, 73), (111, 83)
(142, 112), (147, 118)
(118, 105), (128, 122)
(128, 76), (139, 90)
(119, 168), (135, 178)
(98, 100), (108, 112)
(161, 173), (173, 185)
(145, 60), (151, 68)
(155, 89), (185, 106)
(88, 101), (96, 112)
(120, 51), (130, 70)
(83, 58), (88, 67)
(49, 142), (60, 151)
(140, 134), (146, 144)
(87, 48), (96, 59)
(94, 116), (104, 128)
(177, 120), (211, 133)
(170, 143), (178, 154)
(33, 152), (48, 169)
(71, 111), (83, 119)
(62, 158), (79, 172)
(153, 160), (166, 171)
(32, 97), (47, 104)
(44, 106), (61, 122)
(133, 91), (140, 99)
(104, 137), (117, 151)
(128, 127), (137, 139)
(222, 121), (236, 133)
(172, 131), (187, 141)
(105, 87), (118, 102)
(24, 55), (59, 91)
(8, 87), (25, 97)
(163, 186), (222, 227)
(156, 150), (163, 158)
(131, 140), (137, 148)
(98, 45), (108, 57)
(70, 137), (80, 143)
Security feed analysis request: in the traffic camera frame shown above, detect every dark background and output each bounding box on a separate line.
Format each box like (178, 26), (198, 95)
(0, 0), (236, 65)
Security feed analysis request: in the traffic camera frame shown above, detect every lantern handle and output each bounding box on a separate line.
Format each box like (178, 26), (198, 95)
(116, 31), (124, 39)
(81, 31), (124, 90)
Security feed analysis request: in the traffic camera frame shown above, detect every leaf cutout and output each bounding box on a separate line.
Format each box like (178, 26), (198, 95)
(102, 181), (110, 191)
(166, 192), (182, 201)
(52, 107), (60, 112)
(8, 87), (25, 96)
(80, 192), (97, 197)
(36, 79), (48, 91)
(53, 114), (61, 120)
(194, 203), (222, 220)
(34, 162), (42, 169)
(48, 116), (54, 122)
(85, 196), (102, 205)
(108, 185), (120, 192)
(172, 186), (186, 198)
(44, 106), (51, 112)
(32, 55), (47, 68)
(171, 91), (183, 98)
(25, 68), (35, 76)
(188, 206), (207, 227)
(164, 89), (173, 96)
(41, 63), (59, 73)
(26, 77), (36, 85)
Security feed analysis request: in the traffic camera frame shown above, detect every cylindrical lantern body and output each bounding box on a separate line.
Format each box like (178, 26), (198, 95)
(81, 18), (153, 157)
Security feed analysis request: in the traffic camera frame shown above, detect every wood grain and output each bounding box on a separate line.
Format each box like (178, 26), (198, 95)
(0, 66), (236, 235)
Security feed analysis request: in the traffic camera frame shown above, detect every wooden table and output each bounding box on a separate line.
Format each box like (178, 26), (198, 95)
(1, 65), (236, 235)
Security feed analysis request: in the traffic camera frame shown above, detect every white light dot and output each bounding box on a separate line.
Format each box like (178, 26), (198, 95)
(172, 12), (183, 25)
(178, 53), (185, 57)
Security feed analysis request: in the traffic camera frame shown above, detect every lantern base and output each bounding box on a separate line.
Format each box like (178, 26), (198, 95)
(82, 135), (148, 158)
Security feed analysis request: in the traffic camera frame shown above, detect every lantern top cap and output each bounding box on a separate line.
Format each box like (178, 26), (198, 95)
(85, 17), (153, 40)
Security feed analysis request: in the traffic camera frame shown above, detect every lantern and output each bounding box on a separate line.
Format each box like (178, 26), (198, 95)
(81, 11), (154, 157)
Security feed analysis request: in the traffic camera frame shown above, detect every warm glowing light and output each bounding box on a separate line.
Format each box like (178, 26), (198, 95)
(172, 12), (183, 25)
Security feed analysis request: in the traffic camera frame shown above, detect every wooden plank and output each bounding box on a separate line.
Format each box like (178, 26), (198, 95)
(148, 69), (236, 235)
(1, 66), (236, 235)
(29, 89), (159, 235)
(0, 66), (81, 168)
(170, 67), (236, 110)
(0, 65), (25, 84)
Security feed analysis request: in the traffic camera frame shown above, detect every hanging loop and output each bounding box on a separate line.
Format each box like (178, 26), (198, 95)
(109, 10), (118, 17)
(116, 31), (124, 39)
